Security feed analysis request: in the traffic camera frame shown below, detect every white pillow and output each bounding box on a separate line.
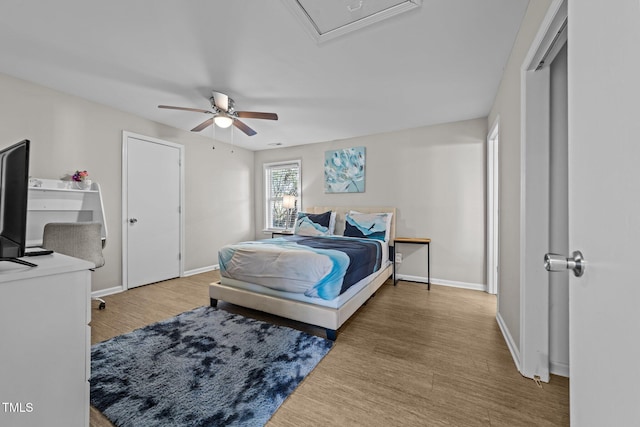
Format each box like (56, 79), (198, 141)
(329, 211), (337, 235)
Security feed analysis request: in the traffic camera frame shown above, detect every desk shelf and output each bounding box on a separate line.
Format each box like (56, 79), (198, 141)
(27, 178), (107, 247)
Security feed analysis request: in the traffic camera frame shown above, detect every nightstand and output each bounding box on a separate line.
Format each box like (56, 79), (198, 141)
(392, 237), (431, 290)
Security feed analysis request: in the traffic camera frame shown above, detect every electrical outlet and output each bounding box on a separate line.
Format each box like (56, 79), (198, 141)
(395, 252), (403, 263)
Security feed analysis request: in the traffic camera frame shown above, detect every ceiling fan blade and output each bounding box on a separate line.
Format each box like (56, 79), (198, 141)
(211, 91), (229, 111)
(236, 111), (278, 121)
(191, 118), (214, 132)
(233, 119), (257, 136)
(158, 105), (211, 114)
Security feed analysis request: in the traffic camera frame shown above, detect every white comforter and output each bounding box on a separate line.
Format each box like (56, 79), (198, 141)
(218, 239), (349, 296)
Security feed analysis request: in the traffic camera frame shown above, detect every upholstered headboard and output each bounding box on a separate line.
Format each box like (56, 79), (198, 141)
(306, 206), (396, 242)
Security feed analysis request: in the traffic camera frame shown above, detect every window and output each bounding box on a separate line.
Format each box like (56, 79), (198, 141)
(264, 160), (301, 230)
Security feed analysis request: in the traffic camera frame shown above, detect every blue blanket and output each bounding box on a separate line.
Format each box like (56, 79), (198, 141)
(283, 235), (383, 296)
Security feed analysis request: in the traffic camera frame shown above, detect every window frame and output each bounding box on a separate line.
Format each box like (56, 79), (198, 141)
(263, 160), (301, 231)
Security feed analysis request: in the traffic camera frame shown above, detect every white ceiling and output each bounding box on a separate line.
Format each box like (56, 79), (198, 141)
(0, 0), (529, 151)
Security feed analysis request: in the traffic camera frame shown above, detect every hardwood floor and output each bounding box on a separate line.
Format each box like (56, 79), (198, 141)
(89, 272), (569, 426)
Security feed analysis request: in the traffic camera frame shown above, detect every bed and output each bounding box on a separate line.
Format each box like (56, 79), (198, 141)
(209, 206), (396, 340)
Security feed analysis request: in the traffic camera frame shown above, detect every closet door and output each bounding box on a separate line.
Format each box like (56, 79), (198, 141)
(123, 133), (183, 288)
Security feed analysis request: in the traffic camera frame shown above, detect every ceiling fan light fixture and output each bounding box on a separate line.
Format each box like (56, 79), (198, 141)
(214, 114), (233, 128)
(158, 91), (275, 137)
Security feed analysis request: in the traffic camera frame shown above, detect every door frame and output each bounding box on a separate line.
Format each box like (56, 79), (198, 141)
(519, 0), (567, 382)
(121, 131), (185, 290)
(486, 117), (500, 295)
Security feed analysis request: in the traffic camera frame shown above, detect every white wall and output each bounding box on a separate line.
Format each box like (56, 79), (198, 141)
(254, 118), (487, 287)
(0, 72), (255, 292)
(488, 1), (553, 357)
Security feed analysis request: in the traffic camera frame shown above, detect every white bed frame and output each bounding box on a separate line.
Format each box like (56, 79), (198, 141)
(209, 206), (396, 340)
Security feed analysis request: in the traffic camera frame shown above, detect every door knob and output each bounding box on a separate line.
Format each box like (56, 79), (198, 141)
(544, 251), (585, 277)
(129, 218), (138, 224)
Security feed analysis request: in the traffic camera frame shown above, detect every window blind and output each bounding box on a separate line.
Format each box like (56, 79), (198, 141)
(264, 161), (300, 229)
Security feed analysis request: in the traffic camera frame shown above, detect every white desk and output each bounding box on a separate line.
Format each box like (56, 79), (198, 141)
(0, 253), (93, 427)
(27, 178), (107, 248)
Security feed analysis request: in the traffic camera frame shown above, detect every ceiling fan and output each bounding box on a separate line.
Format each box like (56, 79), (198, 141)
(158, 91), (278, 136)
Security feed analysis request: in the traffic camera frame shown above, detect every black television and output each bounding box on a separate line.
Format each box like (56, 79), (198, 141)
(0, 139), (35, 267)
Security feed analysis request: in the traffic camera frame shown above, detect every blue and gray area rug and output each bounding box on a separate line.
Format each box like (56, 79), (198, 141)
(90, 306), (333, 427)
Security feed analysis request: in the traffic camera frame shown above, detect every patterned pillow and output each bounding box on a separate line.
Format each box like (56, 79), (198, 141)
(294, 211), (332, 236)
(349, 210), (393, 241)
(344, 212), (392, 241)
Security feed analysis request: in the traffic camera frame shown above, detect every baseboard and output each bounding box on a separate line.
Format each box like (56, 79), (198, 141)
(396, 274), (486, 292)
(184, 264), (220, 277)
(496, 311), (521, 372)
(550, 360), (570, 378)
(92, 266), (219, 297)
(92, 286), (124, 298)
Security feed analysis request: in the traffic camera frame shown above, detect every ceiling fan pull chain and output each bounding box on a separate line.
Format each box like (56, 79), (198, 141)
(230, 126), (234, 154)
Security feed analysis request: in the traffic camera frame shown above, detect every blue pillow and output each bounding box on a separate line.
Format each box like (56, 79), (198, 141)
(344, 212), (391, 241)
(294, 211), (332, 236)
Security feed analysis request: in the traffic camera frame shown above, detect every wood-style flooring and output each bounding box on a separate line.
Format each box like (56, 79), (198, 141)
(89, 271), (569, 426)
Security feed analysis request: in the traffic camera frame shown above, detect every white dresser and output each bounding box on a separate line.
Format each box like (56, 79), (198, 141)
(0, 253), (93, 427)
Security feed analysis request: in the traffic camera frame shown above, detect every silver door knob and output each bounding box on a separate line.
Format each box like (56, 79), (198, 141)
(129, 218), (138, 224)
(544, 251), (585, 277)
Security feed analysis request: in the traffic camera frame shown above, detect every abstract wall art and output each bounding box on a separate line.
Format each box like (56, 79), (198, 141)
(324, 146), (365, 193)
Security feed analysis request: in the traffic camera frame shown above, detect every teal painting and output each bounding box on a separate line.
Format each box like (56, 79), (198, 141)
(324, 146), (365, 193)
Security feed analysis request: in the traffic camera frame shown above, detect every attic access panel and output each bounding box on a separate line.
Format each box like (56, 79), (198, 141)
(283, 0), (422, 42)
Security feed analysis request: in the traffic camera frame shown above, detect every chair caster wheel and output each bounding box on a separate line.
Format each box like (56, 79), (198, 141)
(98, 302), (106, 310)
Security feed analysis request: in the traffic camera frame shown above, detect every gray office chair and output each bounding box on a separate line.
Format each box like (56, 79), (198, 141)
(42, 222), (107, 309)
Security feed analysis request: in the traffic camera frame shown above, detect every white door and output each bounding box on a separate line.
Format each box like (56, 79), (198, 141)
(568, 1), (640, 424)
(123, 132), (183, 289)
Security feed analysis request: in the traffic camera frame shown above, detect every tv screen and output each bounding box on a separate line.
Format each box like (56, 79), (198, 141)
(0, 139), (31, 264)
